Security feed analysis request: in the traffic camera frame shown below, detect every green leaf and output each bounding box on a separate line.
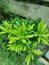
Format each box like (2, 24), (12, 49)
(21, 39), (27, 44)
(27, 24), (35, 31)
(41, 23), (47, 33)
(15, 21), (20, 26)
(23, 46), (27, 51)
(28, 40), (32, 44)
(16, 27), (21, 37)
(38, 22), (42, 32)
(0, 32), (6, 34)
(31, 54), (34, 60)
(41, 38), (48, 44)
(25, 54), (34, 65)
(21, 22), (26, 35)
(0, 26), (8, 32)
(9, 37), (20, 43)
(38, 37), (41, 43)
(9, 30), (17, 36)
(21, 22), (26, 31)
(15, 44), (23, 52)
(3, 21), (12, 29)
(8, 45), (15, 51)
(7, 43), (16, 51)
(31, 42), (38, 48)
(25, 35), (33, 38)
(33, 50), (42, 55)
(25, 54), (30, 65)
(13, 24), (18, 29)
(38, 22), (45, 32)
(42, 34), (49, 37)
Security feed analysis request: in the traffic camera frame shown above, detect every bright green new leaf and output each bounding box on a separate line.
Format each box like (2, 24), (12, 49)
(0, 26), (8, 32)
(25, 54), (30, 65)
(0, 32), (6, 34)
(27, 24), (35, 31)
(31, 54), (34, 60)
(38, 22), (44, 32)
(25, 35), (33, 38)
(21, 39), (27, 44)
(38, 37), (41, 44)
(41, 38), (48, 44)
(3, 21), (12, 29)
(33, 50), (42, 55)
(31, 42), (38, 49)
(21, 22), (26, 32)
(9, 37), (20, 43)
(14, 24), (18, 30)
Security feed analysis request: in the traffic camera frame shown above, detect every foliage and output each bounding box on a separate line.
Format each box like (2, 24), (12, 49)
(0, 17), (49, 65)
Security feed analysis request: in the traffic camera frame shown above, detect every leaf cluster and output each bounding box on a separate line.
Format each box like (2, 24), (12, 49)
(0, 18), (49, 65)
